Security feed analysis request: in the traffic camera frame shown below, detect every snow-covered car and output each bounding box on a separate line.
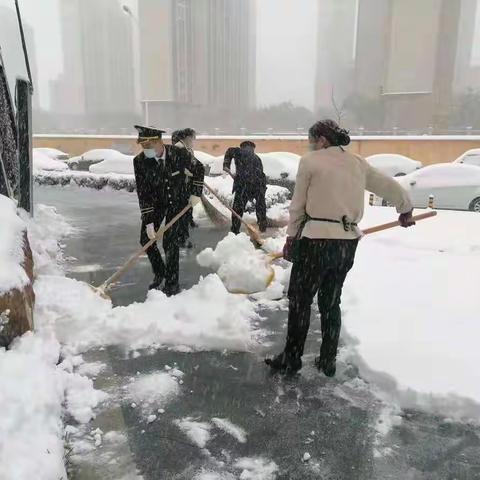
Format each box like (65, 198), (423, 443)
(366, 153), (422, 177)
(33, 147), (69, 161)
(33, 150), (69, 172)
(396, 163), (480, 212)
(453, 148), (480, 167)
(88, 150), (134, 175)
(67, 149), (131, 172)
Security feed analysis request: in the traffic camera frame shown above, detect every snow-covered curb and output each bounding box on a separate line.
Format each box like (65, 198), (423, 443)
(0, 206), (106, 480)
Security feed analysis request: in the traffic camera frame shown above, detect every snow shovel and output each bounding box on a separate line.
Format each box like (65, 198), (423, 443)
(268, 210), (438, 262)
(203, 181), (265, 247)
(90, 203), (193, 299)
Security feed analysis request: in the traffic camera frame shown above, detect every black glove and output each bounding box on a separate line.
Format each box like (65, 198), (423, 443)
(399, 210), (415, 228)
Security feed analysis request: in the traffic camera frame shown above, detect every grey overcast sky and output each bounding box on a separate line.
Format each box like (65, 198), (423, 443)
(0, 0), (318, 110)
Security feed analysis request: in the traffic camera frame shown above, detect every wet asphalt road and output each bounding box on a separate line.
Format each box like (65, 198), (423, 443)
(35, 186), (480, 480)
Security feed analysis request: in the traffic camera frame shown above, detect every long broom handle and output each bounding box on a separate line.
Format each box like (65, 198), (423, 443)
(362, 210), (437, 235)
(203, 181), (263, 243)
(99, 203), (192, 292)
(269, 211), (437, 261)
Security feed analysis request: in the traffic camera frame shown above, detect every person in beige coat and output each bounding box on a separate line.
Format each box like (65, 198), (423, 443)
(266, 120), (415, 376)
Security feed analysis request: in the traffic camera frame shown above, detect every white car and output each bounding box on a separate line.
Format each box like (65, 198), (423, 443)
(396, 164), (480, 212)
(453, 149), (480, 167)
(366, 154), (423, 177)
(33, 150), (69, 172)
(34, 147), (69, 161)
(67, 149), (132, 172)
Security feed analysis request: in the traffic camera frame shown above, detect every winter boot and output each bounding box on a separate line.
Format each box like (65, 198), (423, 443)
(265, 352), (302, 374)
(162, 283), (181, 297)
(149, 275), (164, 291)
(314, 356), (336, 377)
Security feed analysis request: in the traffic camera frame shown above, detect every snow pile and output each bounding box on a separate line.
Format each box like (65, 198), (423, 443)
(89, 150), (134, 175)
(233, 457), (279, 480)
(175, 418), (212, 448)
(211, 418), (247, 443)
(0, 204), (107, 480)
(20, 204), (74, 276)
(0, 333), (67, 480)
(0, 194), (28, 295)
(343, 207), (480, 411)
(127, 371), (181, 418)
(33, 150), (69, 172)
(197, 233), (274, 294)
(35, 273), (259, 354)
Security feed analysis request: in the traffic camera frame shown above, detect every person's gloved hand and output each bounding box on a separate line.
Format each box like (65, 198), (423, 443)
(399, 210), (415, 228)
(146, 223), (156, 240)
(190, 195), (201, 207)
(283, 236), (296, 262)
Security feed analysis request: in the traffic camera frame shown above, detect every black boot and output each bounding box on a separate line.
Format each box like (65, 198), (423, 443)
(258, 221), (267, 233)
(265, 352), (302, 373)
(149, 274), (164, 290)
(314, 356), (336, 377)
(163, 283), (181, 297)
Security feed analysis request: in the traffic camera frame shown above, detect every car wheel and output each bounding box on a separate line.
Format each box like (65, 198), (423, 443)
(469, 197), (480, 212)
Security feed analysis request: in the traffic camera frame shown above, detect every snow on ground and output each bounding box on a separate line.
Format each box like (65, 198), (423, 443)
(33, 150), (69, 172)
(175, 418), (213, 449)
(233, 457), (279, 480)
(35, 273), (260, 355)
(342, 207), (480, 415)
(211, 418), (247, 443)
(126, 370), (181, 419)
(0, 204), (106, 480)
(0, 194), (28, 295)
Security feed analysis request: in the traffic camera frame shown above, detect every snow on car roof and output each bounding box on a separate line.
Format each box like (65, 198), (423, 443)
(398, 163), (480, 186)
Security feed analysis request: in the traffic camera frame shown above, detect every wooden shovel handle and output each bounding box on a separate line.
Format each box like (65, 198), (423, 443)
(362, 211), (437, 235)
(203, 181), (263, 244)
(270, 210), (438, 261)
(99, 203), (192, 293)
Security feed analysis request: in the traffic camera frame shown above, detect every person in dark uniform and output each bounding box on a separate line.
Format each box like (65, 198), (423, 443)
(133, 125), (204, 296)
(266, 120), (415, 376)
(223, 141), (267, 234)
(171, 128), (201, 247)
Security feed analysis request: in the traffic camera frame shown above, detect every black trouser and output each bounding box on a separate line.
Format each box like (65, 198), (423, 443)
(285, 238), (359, 362)
(231, 186), (267, 234)
(140, 210), (182, 288)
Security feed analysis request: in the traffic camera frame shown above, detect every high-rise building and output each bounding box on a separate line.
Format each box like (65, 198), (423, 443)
(315, 0), (478, 131)
(51, 0), (136, 118)
(0, 6), (39, 110)
(138, 0), (256, 128)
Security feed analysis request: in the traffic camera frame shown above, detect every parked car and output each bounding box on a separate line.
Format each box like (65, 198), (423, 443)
(366, 153), (423, 177)
(33, 150), (69, 172)
(453, 148), (480, 167)
(67, 149), (128, 171)
(396, 164), (480, 212)
(33, 148), (69, 161)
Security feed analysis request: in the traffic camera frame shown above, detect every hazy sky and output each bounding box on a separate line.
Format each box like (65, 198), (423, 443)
(0, 0), (317, 110)
(2, 0), (479, 111)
